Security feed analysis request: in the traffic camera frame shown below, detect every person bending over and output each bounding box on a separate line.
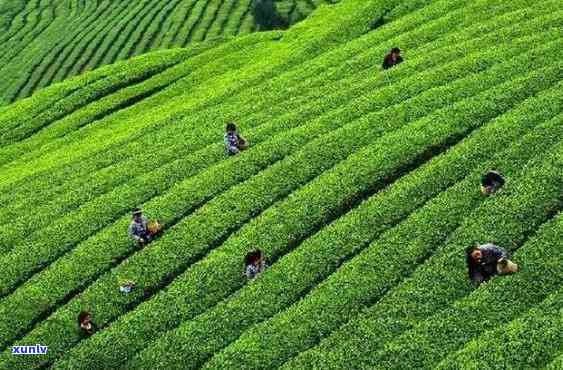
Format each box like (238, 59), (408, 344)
(466, 243), (518, 286)
(224, 122), (249, 155)
(78, 311), (97, 337)
(481, 170), (505, 195)
(128, 208), (162, 246)
(382, 47), (403, 70)
(244, 249), (267, 279)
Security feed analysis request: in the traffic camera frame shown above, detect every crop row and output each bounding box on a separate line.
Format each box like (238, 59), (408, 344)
(0, 48), (190, 146)
(0, 38), (226, 171)
(2, 5), (552, 231)
(0, 45), (185, 140)
(21, 1), (128, 97)
(435, 272), (563, 369)
(2, 29), (546, 268)
(371, 207), (563, 368)
(1, 29), (548, 310)
(0, 41), (483, 353)
(120, 78), (563, 369)
(0, 0), (60, 70)
(0, 44), (128, 134)
(104, 1), (164, 67)
(57, 76), (563, 370)
(153, 1), (199, 48)
(206, 0), (249, 39)
(199, 109), (563, 370)
(189, 0), (230, 43)
(0, 2), (556, 260)
(0, 31), (275, 209)
(0, 10), (84, 102)
(374, 209), (563, 368)
(0, 0), (410, 118)
(0, 29), (280, 187)
(0, 2), (498, 233)
(0, 1), (29, 43)
(0, 43), (545, 367)
(0, 0), (520, 180)
(169, 1), (211, 47)
(54, 0), (155, 85)
(0, 47), (216, 167)
(186, 0), (556, 144)
(0, 0), (480, 194)
(132, 0), (188, 56)
(0, 0), (328, 102)
(243, 10), (561, 143)
(64, 1), (149, 81)
(261, 0), (488, 97)
(0, 36), (290, 243)
(0, 54), (448, 349)
(0, 1), (66, 68)
(1, 0), (166, 102)
(285, 133), (563, 370)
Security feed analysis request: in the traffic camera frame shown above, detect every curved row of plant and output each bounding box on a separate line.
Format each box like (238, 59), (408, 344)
(435, 280), (563, 369)
(0, 3), (552, 238)
(199, 109), (563, 370)
(19, 1), (134, 99)
(369, 207), (563, 368)
(120, 73), (562, 369)
(0, 0), (329, 102)
(2, 26), (546, 273)
(55, 76), (563, 370)
(0, 0), (494, 211)
(0, 2), (446, 175)
(0, 46), (543, 368)
(0, 0), (502, 247)
(0, 44), (489, 355)
(284, 131), (563, 370)
(0, 3), (96, 103)
(0, 0), (536, 191)
(0, 47), (453, 346)
(0, 31), (283, 188)
(0, 32), (547, 342)
(0, 14), (469, 271)
(0, 0), (67, 74)
(0, 48), (192, 146)
(0, 36), (278, 230)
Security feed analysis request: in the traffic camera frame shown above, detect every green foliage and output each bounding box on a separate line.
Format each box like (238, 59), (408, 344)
(0, 0), (332, 102)
(436, 286), (563, 370)
(0, 0), (561, 369)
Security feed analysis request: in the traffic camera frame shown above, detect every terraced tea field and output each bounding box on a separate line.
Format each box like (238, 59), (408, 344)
(0, 0), (335, 104)
(0, 0), (561, 369)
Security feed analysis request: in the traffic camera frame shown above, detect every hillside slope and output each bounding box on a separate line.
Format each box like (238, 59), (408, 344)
(0, 0), (336, 104)
(0, 0), (561, 369)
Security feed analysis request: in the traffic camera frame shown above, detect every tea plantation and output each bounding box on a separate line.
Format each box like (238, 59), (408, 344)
(0, 0), (333, 104)
(0, 0), (561, 369)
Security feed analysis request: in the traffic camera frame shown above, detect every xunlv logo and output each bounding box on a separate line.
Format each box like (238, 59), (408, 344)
(11, 344), (48, 355)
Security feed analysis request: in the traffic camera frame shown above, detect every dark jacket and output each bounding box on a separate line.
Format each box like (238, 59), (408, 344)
(383, 54), (403, 70)
(79, 321), (98, 338)
(469, 244), (508, 284)
(481, 171), (505, 187)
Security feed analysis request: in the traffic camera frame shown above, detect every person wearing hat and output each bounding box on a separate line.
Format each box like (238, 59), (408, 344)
(128, 208), (151, 246)
(382, 47), (403, 70)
